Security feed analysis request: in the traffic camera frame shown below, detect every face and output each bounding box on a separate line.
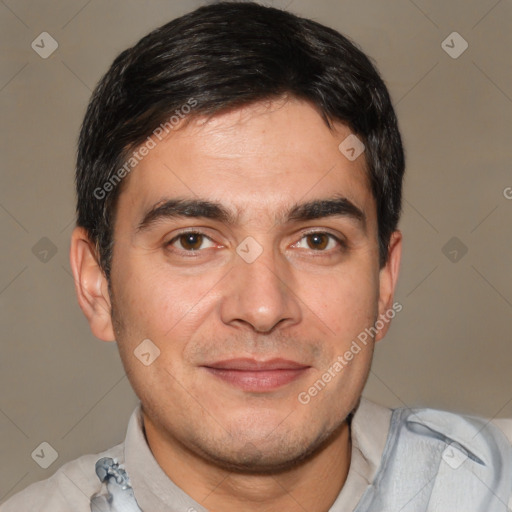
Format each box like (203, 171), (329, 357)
(73, 97), (401, 472)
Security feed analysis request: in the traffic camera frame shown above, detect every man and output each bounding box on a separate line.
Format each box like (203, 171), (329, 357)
(2, 2), (511, 511)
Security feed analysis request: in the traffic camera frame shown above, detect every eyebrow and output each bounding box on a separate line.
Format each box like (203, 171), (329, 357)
(136, 194), (366, 233)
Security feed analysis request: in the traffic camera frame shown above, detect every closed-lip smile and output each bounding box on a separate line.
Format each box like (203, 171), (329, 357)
(202, 358), (311, 392)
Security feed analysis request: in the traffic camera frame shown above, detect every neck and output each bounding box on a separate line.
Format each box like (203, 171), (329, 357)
(143, 415), (352, 512)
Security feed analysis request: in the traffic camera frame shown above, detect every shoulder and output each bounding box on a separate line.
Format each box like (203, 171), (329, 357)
(0, 443), (124, 512)
(491, 418), (512, 445)
(393, 405), (512, 468)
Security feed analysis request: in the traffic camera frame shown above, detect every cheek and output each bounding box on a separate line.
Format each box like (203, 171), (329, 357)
(112, 253), (225, 343)
(295, 266), (378, 414)
(296, 261), (379, 342)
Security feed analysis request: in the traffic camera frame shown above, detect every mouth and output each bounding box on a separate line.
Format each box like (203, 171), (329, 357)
(201, 358), (311, 392)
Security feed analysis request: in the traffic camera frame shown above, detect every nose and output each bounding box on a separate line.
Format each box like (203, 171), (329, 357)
(219, 243), (302, 333)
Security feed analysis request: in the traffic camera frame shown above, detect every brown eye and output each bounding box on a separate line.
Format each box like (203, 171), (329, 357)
(306, 233), (329, 250)
(165, 231), (216, 256)
(293, 232), (344, 253)
(178, 233), (203, 250)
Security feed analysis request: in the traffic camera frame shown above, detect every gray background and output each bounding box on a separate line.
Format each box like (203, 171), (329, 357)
(1, 0), (511, 503)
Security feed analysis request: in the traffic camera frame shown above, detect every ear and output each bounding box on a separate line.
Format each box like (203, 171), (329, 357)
(374, 230), (402, 343)
(70, 226), (116, 342)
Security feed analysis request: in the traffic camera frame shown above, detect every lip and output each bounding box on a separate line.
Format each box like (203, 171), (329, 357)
(202, 358), (311, 392)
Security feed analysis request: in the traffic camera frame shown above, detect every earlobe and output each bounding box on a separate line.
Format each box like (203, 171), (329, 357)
(375, 230), (402, 343)
(70, 226), (116, 342)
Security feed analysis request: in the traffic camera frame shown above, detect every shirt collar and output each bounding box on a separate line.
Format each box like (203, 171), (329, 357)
(123, 397), (392, 511)
(124, 403), (208, 512)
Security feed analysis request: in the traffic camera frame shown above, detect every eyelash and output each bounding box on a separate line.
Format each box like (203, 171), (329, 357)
(165, 229), (347, 256)
(166, 230), (216, 255)
(294, 230), (347, 250)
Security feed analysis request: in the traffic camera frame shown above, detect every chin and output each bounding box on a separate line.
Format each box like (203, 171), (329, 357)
(191, 420), (343, 475)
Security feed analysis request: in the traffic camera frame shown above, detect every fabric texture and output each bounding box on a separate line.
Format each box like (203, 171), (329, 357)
(1, 398), (511, 512)
(354, 406), (512, 511)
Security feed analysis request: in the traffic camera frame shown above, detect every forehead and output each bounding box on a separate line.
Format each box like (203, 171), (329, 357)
(115, 98), (375, 228)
